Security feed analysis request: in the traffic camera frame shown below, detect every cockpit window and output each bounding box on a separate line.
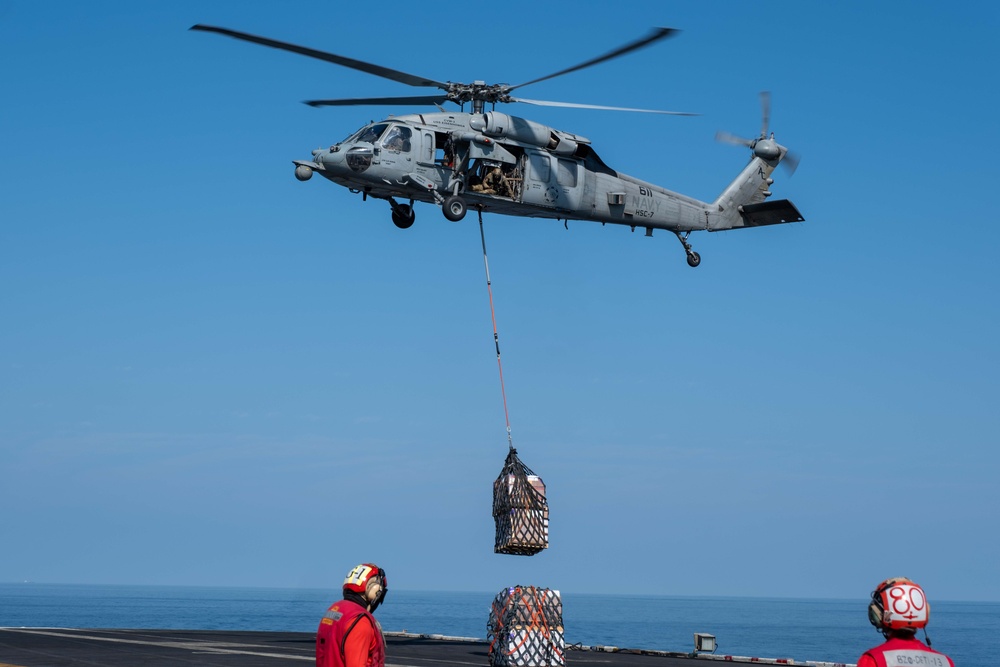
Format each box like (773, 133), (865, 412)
(382, 125), (412, 152)
(357, 123), (389, 144)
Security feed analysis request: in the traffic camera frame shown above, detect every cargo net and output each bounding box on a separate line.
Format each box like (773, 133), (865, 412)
(488, 586), (565, 667)
(493, 448), (549, 556)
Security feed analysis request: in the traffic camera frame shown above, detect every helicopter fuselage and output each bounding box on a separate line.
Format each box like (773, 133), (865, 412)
(294, 111), (720, 235)
(193, 23), (804, 266)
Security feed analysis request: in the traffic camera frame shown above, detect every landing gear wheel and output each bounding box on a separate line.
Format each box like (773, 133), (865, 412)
(674, 231), (700, 268)
(442, 195), (467, 222)
(391, 204), (415, 229)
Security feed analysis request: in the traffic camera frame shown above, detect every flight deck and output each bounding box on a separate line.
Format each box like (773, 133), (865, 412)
(0, 627), (790, 667)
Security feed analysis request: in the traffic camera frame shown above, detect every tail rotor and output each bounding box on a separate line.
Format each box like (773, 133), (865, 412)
(716, 91), (799, 175)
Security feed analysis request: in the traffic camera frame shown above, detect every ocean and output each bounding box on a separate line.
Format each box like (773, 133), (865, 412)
(1, 584), (995, 666)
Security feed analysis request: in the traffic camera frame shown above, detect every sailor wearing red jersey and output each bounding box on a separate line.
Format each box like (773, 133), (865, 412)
(858, 577), (953, 667)
(316, 563), (387, 667)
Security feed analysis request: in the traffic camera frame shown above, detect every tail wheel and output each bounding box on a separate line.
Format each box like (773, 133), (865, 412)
(442, 195), (467, 222)
(674, 232), (701, 268)
(392, 204), (415, 229)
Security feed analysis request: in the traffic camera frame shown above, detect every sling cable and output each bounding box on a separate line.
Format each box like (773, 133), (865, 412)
(478, 211), (549, 556)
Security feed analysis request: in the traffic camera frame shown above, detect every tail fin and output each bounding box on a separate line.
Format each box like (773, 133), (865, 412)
(709, 143), (803, 230)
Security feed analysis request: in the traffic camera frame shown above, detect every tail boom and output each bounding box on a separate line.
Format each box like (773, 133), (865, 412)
(708, 152), (803, 231)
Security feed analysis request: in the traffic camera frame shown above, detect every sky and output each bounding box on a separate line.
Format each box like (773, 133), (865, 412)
(2, 1), (999, 603)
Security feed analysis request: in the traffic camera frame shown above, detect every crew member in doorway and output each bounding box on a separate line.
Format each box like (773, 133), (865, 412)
(858, 577), (953, 667)
(316, 563), (388, 667)
(470, 164), (510, 197)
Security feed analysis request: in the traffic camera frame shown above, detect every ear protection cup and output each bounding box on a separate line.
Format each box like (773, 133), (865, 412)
(367, 567), (388, 613)
(868, 597), (885, 628)
(868, 578), (892, 629)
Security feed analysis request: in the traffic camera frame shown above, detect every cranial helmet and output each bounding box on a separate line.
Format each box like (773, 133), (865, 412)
(868, 577), (930, 632)
(343, 563), (388, 611)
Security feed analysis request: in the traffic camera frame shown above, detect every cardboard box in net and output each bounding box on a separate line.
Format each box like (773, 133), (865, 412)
(494, 475), (548, 554)
(491, 587), (562, 624)
(493, 627), (565, 667)
(495, 508), (549, 554)
(494, 474), (546, 505)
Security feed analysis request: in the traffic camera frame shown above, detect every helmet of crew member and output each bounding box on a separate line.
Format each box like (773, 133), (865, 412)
(343, 563), (388, 611)
(868, 577), (930, 633)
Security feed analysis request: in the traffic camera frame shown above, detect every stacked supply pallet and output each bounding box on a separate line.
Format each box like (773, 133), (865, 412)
(493, 448), (549, 555)
(487, 586), (564, 667)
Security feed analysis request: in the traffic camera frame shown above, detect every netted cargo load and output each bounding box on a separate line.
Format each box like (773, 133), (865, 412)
(487, 586), (564, 667)
(493, 448), (548, 555)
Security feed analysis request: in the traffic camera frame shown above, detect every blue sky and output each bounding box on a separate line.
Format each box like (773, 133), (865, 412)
(2, 1), (999, 603)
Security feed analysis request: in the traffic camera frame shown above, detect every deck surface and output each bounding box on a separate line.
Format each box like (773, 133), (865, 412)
(0, 628), (699, 667)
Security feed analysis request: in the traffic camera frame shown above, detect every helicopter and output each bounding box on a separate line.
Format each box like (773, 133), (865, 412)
(191, 25), (804, 267)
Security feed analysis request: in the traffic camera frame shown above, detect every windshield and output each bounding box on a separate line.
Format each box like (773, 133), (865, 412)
(381, 125), (412, 152)
(356, 123), (389, 144)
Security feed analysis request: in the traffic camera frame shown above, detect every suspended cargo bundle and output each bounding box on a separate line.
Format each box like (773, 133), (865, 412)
(487, 586), (565, 667)
(493, 448), (549, 555)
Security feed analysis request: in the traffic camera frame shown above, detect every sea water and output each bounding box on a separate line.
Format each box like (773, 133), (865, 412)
(0, 584), (995, 666)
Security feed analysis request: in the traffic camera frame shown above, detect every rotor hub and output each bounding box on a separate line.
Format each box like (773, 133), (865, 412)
(753, 138), (781, 160)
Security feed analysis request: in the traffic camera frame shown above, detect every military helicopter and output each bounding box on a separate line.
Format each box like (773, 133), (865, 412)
(191, 25), (804, 267)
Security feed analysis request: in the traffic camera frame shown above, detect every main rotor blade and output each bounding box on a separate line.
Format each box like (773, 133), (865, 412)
(508, 27), (678, 93)
(305, 94), (450, 108)
(190, 24), (450, 90)
(514, 97), (697, 115)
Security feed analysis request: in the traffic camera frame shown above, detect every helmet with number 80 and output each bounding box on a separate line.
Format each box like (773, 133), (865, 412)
(868, 577), (929, 634)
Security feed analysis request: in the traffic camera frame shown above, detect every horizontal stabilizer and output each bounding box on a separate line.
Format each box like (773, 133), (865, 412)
(739, 199), (804, 227)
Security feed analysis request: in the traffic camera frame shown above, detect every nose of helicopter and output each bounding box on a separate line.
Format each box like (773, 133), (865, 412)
(294, 145), (350, 181)
(313, 146), (337, 165)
